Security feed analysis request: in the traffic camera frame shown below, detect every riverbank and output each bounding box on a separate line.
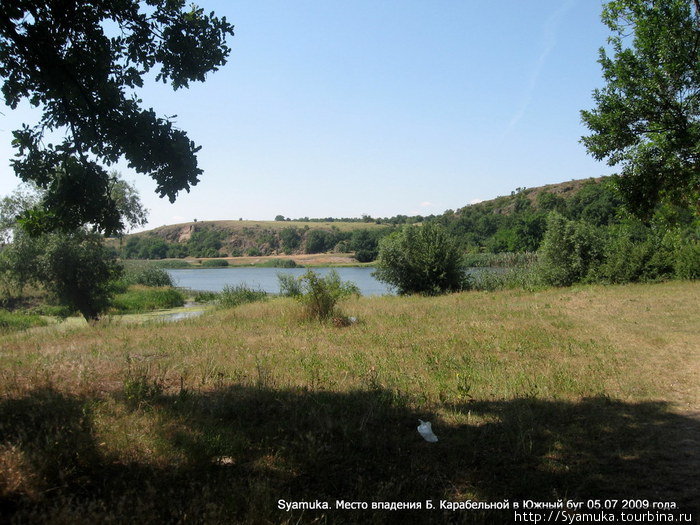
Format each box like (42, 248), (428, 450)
(0, 281), (697, 522)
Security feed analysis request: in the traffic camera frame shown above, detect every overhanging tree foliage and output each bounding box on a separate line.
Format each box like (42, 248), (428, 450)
(0, 0), (234, 234)
(581, 0), (700, 219)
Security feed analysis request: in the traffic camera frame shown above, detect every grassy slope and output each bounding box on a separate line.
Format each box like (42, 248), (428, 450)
(148, 219), (386, 236)
(0, 281), (697, 522)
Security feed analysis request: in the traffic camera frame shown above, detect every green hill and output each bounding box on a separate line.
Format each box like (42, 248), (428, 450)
(119, 177), (617, 259)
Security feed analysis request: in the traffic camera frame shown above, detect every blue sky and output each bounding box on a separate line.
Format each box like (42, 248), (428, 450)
(0, 0), (614, 230)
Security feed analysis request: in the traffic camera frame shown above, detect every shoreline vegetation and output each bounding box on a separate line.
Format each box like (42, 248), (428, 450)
(0, 281), (697, 522)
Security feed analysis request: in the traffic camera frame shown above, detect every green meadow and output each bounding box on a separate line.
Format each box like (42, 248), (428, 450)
(0, 281), (697, 523)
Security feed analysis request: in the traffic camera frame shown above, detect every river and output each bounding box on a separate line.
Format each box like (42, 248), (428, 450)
(166, 267), (395, 296)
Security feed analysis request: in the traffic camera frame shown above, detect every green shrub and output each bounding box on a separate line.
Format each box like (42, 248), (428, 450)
(374, 223), (468, 295)
(218, 284), (267, 308)
(27, 304), (76, 318)
(593, 225), (654, 284)
(201, 259), (229, 268)
(133, 266), (174, 286)
(674, 239), (700, 279)
(354, 249), (376, 263)
(38, 231), (123, 322)
(295, 270), (360, 321)
(257, 259), (298, 268)
(0, 310), (48, 332)
(151, 259), (193, 269)
(111, 286), (185, 313)
(537, 212), (603, 287)
(277, 273), (303, 297)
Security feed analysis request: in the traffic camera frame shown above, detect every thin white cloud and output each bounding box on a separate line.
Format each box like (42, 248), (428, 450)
(419, 201), (434, 207)
(469, 198), (483, 205)
(503, 0), (576, 136)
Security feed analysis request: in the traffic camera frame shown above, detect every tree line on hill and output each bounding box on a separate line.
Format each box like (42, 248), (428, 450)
(120, 223), (395, 261)
(119, 178), (698, 266)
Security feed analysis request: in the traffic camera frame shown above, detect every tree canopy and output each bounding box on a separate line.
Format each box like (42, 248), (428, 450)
(0, 0), (234, 234)
(581, 0), (700, 219)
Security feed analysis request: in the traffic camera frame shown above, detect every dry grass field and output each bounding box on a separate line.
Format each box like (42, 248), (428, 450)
(0, 281), (697, 523)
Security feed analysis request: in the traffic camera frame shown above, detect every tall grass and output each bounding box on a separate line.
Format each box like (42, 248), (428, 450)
(469, 266), (541, 291)
(217, 284), (267, 308)
(0, 310), (48, 332)
(255, 258), (299, 268)
(462, 251), (539, 268)
(111, 286), (185, 313)
(201, 259), (229, 268)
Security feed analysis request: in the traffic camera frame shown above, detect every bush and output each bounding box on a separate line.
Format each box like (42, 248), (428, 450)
(674, 239), (700, 279)
(201, 259), (229, 268)
(304, 230), (335, 254)
(38, 231), (123, 322)
(592, 223), (665, 283)
(537, 212), (603, 287)
(218, 284), (267, 308)
(354, 249), (376, 263)
(277, 273), (303, 297)
(132, 266), (174, 287)
(293, 270), (360, 321)
(373, 222), (467, 295)
(257, 259), (298, 268)
(111, 286), (185, 313)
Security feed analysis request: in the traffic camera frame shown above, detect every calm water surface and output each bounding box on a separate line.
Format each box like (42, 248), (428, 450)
(166, 267), (395, 296)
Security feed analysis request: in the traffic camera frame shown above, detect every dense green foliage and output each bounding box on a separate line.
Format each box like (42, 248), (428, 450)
(0, 310), (48, 333)
(122, 228), (226, 259)
(201, 259), (229, 268)
(120, 224), (393, 261)
(537, 212), (699, 286)
(538, 213), (604, 287)
(0, 1), (234, 234)
(121, 266), (174, 288)
(111, 287), (185, 313)
(436, 181), (625, 253)
(279, 227), (302, 253)
(256, 259), (298, 268)
(0, 179), (154, 320)
(37, 231), (123, 322)
(218, 285), (268, 309)
(277, 274), (304, 297)
(581, 0), (700, 218)
(374, 223), (468, 295)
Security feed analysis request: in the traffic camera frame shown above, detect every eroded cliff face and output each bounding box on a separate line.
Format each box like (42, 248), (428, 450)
(177, 225), (194, 243)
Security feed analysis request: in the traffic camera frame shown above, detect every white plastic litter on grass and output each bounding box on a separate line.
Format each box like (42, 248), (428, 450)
(417, 420), (438, 442)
